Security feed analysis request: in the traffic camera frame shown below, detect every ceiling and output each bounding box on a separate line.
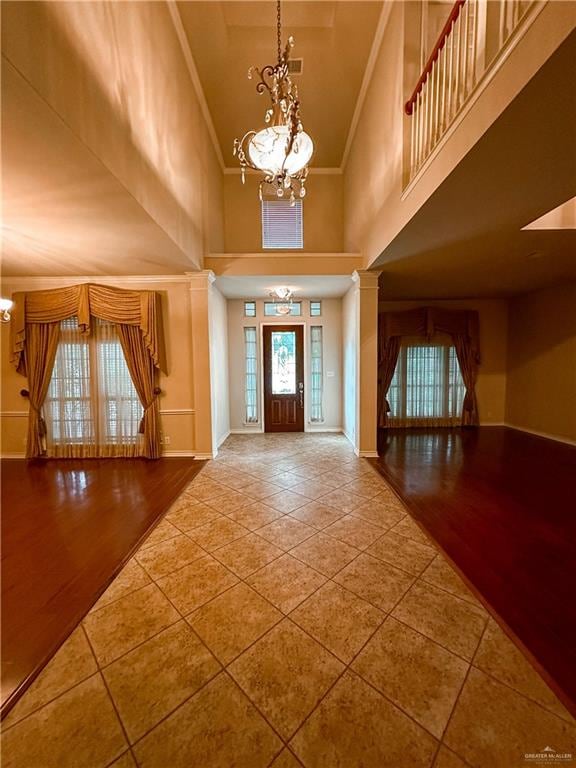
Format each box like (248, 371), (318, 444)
(215, 274), (353, 298)
(176, 1), (383, 168)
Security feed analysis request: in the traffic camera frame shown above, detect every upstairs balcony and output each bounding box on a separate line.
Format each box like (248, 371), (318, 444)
(405, 0), (540, 184)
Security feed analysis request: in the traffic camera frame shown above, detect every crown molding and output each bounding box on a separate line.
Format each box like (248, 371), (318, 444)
(341, 2), (393, 170)
(0, 275), (195, 286)
(206, 252), (361, 259)
(167, 0), (225, 171)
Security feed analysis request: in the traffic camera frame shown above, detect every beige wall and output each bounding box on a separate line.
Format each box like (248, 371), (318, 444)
(2, 1), (224, 268)
(506, 282), (576, 443)
(223, 173), (343, 254)
(0, 277), (201, 457)
(379, 298), (509, 424)
(227, 298), (342, 433)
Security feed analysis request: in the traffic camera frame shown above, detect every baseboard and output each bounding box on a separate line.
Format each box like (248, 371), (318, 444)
(503, 423), (576, 447)
(217, 430), (230, 448)
(161, 450), (197, 458)
(343, 429), (357, 452)
(305, 426), (343, 433)
(356, 450), (380, 458)
(229, 427), (264, 435)
(189, 452), (214, 460)
(1, 452), (26, 459)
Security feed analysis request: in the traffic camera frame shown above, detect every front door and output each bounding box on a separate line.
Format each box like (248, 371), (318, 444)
(263, 325), (304, 432)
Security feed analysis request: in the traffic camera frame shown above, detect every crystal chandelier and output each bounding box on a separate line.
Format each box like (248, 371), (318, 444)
(269, 287), (293, 314)
(233, 0), (313, 205)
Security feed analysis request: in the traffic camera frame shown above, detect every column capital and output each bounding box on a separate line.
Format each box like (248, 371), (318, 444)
(351, 270), (381, 289)
(185, 270), (216, 290)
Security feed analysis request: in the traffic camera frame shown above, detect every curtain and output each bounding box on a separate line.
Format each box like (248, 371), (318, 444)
(10, 283), (166, 458)
(387, 340), (465, 427)
(11, 283), (166, 374)
(44, 318), (144, 458)
(379, 307), (480, 427)
(378, 334), (401, 428)
(453, 333), (480, 426)
(117, 324), (161, 459)
(24, 323), (61, 458)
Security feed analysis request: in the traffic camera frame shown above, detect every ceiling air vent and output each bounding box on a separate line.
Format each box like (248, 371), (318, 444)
(288, 58), (303, 76)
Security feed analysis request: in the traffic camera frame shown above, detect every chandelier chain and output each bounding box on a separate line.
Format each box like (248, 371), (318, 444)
(276, 0), (282, 64)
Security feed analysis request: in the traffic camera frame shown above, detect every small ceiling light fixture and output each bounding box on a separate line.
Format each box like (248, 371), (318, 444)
(0, 298), (13, 323)
(233, 0), (313, 205)
(270, 286), (293, 315)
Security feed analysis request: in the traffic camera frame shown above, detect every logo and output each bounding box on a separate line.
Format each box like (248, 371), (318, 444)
(524, 747), (574, 764)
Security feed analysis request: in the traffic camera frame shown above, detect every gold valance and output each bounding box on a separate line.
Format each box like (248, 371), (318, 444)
(11, 283), (167, 375)
(380, 306), (480, 363)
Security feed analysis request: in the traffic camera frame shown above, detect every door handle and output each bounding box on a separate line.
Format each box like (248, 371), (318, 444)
(298, 382), (304, 408)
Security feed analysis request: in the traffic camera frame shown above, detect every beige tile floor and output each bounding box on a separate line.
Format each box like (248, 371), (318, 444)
(3, 434), (575, 768)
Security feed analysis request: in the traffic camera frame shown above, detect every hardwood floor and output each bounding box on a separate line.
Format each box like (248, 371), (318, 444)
(370, 427), (576, 716)
(1, 457), (205, 716)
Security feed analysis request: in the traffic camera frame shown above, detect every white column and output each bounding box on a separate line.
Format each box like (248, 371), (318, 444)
(354, 269), (381, 458)
(186, 270), (217, 459)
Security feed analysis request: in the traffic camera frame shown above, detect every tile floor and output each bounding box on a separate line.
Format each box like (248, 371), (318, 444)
(3, 434), (575, 768)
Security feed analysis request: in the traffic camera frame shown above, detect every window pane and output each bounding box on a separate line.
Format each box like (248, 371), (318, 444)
(244, 327), (258, 423)
(387, 343), (465, 424)
(45, 316), (142, 451)
(310, 326), (323, 422)
(310, 301), (322, 317)
(264, 302), (302, 317)
(271, 331), (296, 394)
(244, 301), (256, 317)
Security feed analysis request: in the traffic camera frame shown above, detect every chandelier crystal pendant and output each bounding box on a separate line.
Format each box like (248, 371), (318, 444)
(233, 0), (314, 205)
(270, 287), (293, 314)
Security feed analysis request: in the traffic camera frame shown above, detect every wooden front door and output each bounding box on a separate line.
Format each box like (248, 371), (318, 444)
(263, 325), (304, 432)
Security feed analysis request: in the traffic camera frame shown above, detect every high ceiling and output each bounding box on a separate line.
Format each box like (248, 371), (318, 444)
(176, 1), (383, 168)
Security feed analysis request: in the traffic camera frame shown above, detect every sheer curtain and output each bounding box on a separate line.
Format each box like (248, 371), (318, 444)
(44, 317), (143, 457)
(387, 338), (466, 427)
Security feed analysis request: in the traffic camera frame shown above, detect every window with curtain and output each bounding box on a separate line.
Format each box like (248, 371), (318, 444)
(44, 317), (143, 457)
(387, 341), (465, 426)
(243, 327), (258, 424)
(310, 326), (323, 423)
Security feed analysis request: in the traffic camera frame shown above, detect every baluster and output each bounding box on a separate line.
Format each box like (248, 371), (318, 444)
(418, 90), (424, 171)
(434, 51), (441, 146)
(454, 11), (462, 116)
(470, 0), (478, 88)
(423, 82), (429, 159)
(461, 1), (469, 102)
(440, 41), (449, 133)
(410, 94), (416, 177)
(415, 93), (421, 173)
(447, 23), (454, 124)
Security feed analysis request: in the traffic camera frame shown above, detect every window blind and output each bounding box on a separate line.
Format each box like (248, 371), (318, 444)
(261, 199), (303, 249)
(388, 343), (465, 426)
(310, 326), (324, 422)
(244, 327), (258, 423)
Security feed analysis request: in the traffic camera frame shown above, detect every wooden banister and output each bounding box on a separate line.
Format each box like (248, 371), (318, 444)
(404, 0), (466, 116)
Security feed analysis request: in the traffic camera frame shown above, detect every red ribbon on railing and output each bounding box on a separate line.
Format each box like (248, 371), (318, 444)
(404, 0), (466, 116)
